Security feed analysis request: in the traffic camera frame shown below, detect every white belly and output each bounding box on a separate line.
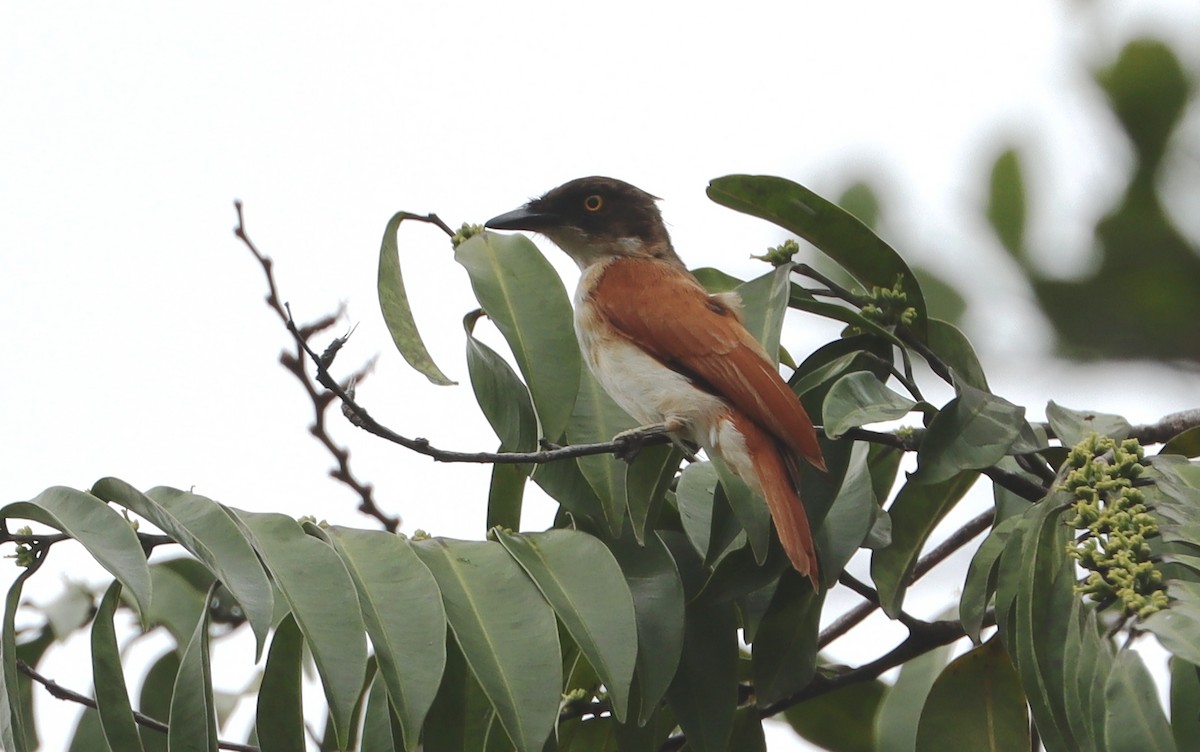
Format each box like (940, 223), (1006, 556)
(573, 280), (727, 444)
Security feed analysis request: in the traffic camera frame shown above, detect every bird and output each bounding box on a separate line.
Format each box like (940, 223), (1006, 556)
(485, 176), (826, 587)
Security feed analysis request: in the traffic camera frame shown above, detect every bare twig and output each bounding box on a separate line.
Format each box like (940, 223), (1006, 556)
(17, 660), (259, 752)
(234, 201), (398, 532)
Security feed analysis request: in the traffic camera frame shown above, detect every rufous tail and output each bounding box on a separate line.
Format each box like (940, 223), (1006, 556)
(722, 411), (820, 589)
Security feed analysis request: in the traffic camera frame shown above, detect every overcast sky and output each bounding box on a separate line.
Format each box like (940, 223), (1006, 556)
(4, 1), (1199, 749)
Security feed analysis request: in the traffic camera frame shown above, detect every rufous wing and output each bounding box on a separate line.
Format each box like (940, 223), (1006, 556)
(590, 257), (825, 470)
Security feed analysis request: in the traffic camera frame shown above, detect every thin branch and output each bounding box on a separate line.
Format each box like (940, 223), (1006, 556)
(18, 660), (259, 752)
(234, 201), (398, 532)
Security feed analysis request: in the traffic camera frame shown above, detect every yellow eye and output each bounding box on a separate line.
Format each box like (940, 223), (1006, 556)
(583, 194), (604, 212)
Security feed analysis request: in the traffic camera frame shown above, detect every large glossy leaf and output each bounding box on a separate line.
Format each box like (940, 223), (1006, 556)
(361, 673), (404, 752)
(663, 576), (737, 752)
(412, 538), (559, 752)
(324, 526), (447, 751)
(1106, 650), (1177, 752)
(751, 571), (822, 707)
(66, 709), (107, 752)
(959, 515), (1021, 643)
(486, 462), (526, 532)
(916, 383), (1026, 484)
(915, 637), (1029, 751)
(92, 480), (274, 655)
(1045, 401), (1132, 447)
(814, 441), (880, 589)
(1170, 657), (1200, 752)
(1, 487), (151, 618)
(12, 626), (52, 752)
(139, 651), (179, 752)
(735, 264), (792, 361)
(230, 509), (367, 749)
(925, 318), (990, 392)
(455, 232), (580, 441)
(1142, 584), (1200, 667)
(624, 444), (682, 544)
(568, 368), (637, 535)
(875, 640), (954, 752)
(708, 174), (927, 337)
(495, 529), (638, 723)
(377, 211), (456, 385)
(256, 614), (305, 752)
(144, 562), (209, 646)
(871, 471), (978, 617)
(90, 582), (144, 752)
(677, 462), (721, 559)
(994, 496), (1080, 752)
(607, 534), (686, 724)
(424, 633), (496, 752)
(0, 566), (38, 752)
(530, 453), (606, 522)
(822, 371), (916, 439)
(710, 456), (771, 565)
(784, 680), (886, 752)
(168, 588), (216, 752)
(463, 310), (537, 456)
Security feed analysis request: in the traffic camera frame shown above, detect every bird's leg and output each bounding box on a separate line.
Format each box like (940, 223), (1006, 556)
(611, 419), (698, 463)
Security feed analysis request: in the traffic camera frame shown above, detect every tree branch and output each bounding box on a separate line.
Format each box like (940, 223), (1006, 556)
(17, 660), (259, 752)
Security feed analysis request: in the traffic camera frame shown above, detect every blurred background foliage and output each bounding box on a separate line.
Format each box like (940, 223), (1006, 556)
(828, 33), (1198, 364)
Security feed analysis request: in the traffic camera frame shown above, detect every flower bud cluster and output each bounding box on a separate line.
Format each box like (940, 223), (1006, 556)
(1062, 433), (1166, 618)
(860, 276), (917, 327)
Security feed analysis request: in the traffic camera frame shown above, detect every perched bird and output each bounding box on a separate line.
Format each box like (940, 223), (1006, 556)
(486, 177), (826, 587)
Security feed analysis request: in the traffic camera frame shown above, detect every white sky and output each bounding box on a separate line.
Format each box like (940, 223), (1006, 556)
(4, 1), (1200, 750)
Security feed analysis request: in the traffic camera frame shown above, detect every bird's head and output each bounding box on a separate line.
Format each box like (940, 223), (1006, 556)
(485, 176), (682, 269)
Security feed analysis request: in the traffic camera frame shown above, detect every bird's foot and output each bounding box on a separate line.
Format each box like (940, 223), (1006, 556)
(611, 421), (696, 463)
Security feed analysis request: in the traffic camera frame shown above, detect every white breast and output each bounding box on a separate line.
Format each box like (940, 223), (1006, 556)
(573, 265), (727, 444)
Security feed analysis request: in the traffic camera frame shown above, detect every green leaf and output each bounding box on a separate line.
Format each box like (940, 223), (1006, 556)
(822, 371), (916, 439)
(664, 594), (737, 752)
(1142, 590), (1200, 667)
(256, 614), (305, 752)
(607, 534), (686, 724)
(925, 318), (990, 391)
(463, 310), (538, 456)
(624, 445), (682, 544)
(750, 571), (822, 706)
(139, 651), (179, 752)
(1105, 650), (1177, 752)
(871, 472), (978, 617)
(1, 487), (152, 619)
(378, 211), (456, 385)
(784, 680), (885, 752)
(361, 673), (404, 752)
(0, 567), (37, 752)
(530, 453), (606, 522)
(455, 232), (581, 441)
(90, 582), (144, 752)
(994, 496), (1080, 752)
(1170, 657), (1200, 752)
(231, 510), (367, 749)
(986, 149), (1027, 259)
(728, 705), (767, 752)
(1162, 427), (1200, 458)
(708, 174), (927, 336)
(916, 383), (1026, 484)
(875, 639), (954, 752)
(92, 480), (274, 656)
(495, 530), (638, 723)
(412, 538), (560, 752)
(144, 561), (209, 646)
(915, 638), (1030, 752)
(677, 462), (720, 560)
(486, 462), (526, 533)
(1046, 401), (1132, 447)
(568, 368), (637, 535)
(710, 456), (772, 566)
(168, 586), (217, 752)
(814, 442), (880, 588)
(13, 626), (52, 751)
(324, 527), (447, 751)
(66, 709), (107, 752)
(960, 515), (1022, 643)
(735, 264), (793, 361)
(424, 633), (495, 752)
